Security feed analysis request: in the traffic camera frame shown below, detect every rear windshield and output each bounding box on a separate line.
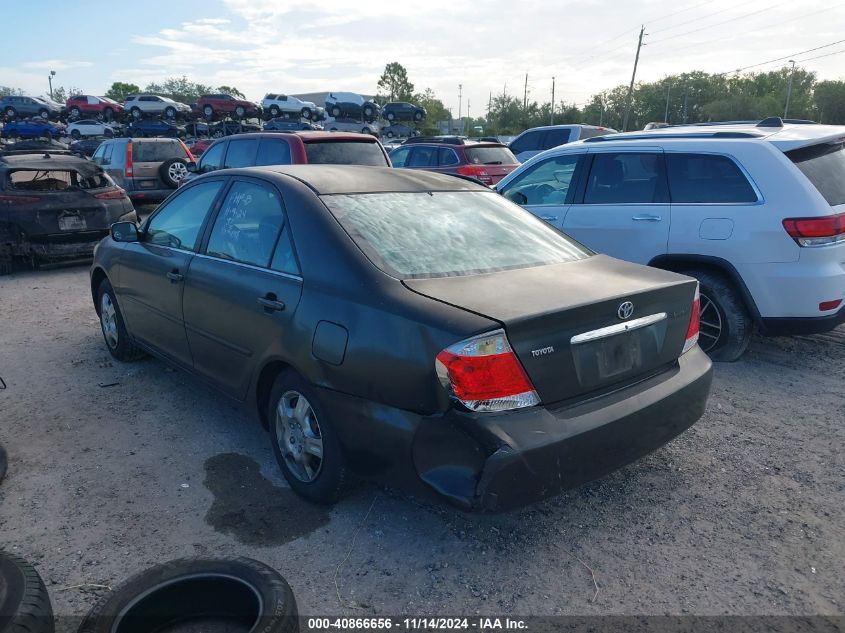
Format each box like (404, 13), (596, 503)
(464, 146), (518, 166)
(321, 191), (590, 279)
(133, 141), (189, 163)
(7, 169), (111, 191)
(786, 141), (845, 206)
(304, 141), (387, 166)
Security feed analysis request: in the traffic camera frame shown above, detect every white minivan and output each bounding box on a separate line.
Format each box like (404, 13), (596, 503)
(496, 118), (845, 360)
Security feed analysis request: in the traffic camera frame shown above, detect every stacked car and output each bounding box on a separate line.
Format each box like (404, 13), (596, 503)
(124, 94), (192, 120)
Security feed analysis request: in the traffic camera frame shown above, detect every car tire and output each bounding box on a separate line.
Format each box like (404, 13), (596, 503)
(202, 105), (214, 119)
(164, 106), (176, 119)
(37, 109), (49, 120)
(301, 107), (311, 120)
(0, 550), (55, 633)
(159, 158), (188, 188)
(414, 111), (423, 122)
(70, 107), (81, 118)
(268, 369), (349, 504)
(386, 112), (395, 121)
(69, 129), (80, 140)
(78, 558), (298, 633)
(363, 105), (374, 118)
(130, 107), (141, 119)
(680, 269), (752, 362)
(234, 106), (246, 119)
(330, 105), (341, 117)
(4, 107), (15, 118)
(386, 130), (394, 138)
(97, 279), (144, 362)
(269, 106), (280, 117)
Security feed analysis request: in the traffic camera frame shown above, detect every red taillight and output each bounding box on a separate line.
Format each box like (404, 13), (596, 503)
(94, 187), (128, 200)
(457, 164), (493, 184)
(782, 212), (845, 247)
(435, 329), (539, 412)
(125, 141), (134, 177)
(0, 195), (41, 204)
(682, 285), (701, 355)
(179, 139), (195, 162)
(820, 299), (843, 311)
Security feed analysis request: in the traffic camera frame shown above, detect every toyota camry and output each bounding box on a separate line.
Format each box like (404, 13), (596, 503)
(90, 166), (712, 511)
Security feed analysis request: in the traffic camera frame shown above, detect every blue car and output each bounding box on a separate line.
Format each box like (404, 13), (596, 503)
(1, 119), (64, 140)
(263, 118), (316, 132)
(126, 118), (185, 138)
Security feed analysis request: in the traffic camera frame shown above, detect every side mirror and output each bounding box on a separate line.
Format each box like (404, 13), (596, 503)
(111, 222), (139, 243)
(186, 161), (198, 173)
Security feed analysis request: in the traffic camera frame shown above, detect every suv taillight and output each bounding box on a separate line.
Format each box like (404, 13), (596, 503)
(782, 212), (845, 247)
(435, 329), (540, 412)
(682, 284), (701, 355)
(179, 140), (195, 161)
(457, 164), (493, 185)
(125, 141), (134, 177)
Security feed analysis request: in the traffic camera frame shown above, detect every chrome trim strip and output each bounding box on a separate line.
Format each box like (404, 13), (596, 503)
(571, 312), (667, 345)
(192, 252), (303, 281)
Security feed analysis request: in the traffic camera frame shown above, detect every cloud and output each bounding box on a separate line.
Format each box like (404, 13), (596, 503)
(23, 59), (93, 71)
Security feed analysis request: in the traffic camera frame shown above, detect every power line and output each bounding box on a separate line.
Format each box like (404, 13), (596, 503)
(648, 5), (734, 35)
(794, 47), (845, 63)
(648, 3), (786, 46)
(717, 38), (845, 74)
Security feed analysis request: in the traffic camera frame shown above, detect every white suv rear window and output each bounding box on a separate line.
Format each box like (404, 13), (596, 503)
(787, 141), (845, 207)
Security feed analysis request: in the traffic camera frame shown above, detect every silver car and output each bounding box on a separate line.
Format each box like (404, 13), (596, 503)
(124, 95), (192, 119)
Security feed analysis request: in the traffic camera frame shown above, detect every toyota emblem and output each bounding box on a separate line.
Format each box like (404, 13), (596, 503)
(617, 301), (634, 320)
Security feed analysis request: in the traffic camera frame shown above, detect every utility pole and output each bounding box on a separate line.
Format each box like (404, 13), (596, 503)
(457, 84), (463, 132)
(466, 99), (470, 134)
(523, 73), (528, 111)
(550, 77), (555, 125)
(784, 59), (796, 118)
(682, 83), (688, 124)
(664, 81), (671, 123)
(599, 98), (604, 127)
(622, 25), (645, 132)
(48, 70), (56, 100)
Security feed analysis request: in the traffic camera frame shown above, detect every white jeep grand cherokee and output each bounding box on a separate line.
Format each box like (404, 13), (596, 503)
(496, 118), (845, 360)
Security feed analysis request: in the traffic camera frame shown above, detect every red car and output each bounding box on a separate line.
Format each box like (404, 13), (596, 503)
(196, 94), (262, 120)
(388, 137), (519, 185)
(66, 95), (124, 120)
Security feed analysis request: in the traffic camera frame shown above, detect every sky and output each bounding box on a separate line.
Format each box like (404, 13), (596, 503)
(3, 0), (845, 116)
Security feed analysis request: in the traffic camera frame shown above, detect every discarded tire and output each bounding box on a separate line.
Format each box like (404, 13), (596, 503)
(0, 550), (55, 633)
(78, 558), (298, 633)
(0, 445), (6, 485)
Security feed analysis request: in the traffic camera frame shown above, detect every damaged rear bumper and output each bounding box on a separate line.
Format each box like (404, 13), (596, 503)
(317, 347), (712, 512)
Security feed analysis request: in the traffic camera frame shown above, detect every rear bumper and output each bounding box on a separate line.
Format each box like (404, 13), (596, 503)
(319, 347), (713, 512)
(760, 305), (845, 335)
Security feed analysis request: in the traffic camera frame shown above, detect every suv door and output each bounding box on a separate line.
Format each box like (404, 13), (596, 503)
(497, 152), (585, 227)
(118, 179), (226, 367)
(182, 177), (303, 397)
(562, 149), (669, 264)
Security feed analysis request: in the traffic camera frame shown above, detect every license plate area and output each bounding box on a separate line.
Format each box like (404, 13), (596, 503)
(58, 213), (87, 231)
(596, 334), (640, 379)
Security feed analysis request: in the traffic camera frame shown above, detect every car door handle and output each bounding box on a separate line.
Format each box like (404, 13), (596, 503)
(166, 271), (183, 282)
(539, 214), (558, 222)
(257, 296), (286, 312)
(632, 214), (662, 221)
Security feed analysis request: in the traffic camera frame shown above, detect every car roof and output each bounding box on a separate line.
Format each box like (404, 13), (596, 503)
(211, 131), (377, 143)
(519, 124), (614, 133)
(0, 153), (103, 175)
(224, 164), (488, 195)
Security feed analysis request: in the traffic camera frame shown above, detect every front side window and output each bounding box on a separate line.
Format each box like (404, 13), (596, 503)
(224, 138), (259, 168)
(199, 142), (225, 173)
(322, 191), (590, 279)
(501, 153), (581, 206)
(206, 180), (285, 267)
(666, 153), (758, 203)
(145, 180), (224, 251)
(584, 152), (666, 204)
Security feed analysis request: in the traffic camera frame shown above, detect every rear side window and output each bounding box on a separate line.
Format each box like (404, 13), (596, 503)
(509, 130), (544, 154)
(206, 180), (285, 267)
(388, 147), (411, 167)
(786, 142), (845, 207)
(584, 152), (666, 204)
(224, 138), (259, 168)
(255, 138), (292, 166)
(408, 146), (437, 167)
(666, 154), (758, 203)
(133, 141), (188, 162)
(465, 146), (518, 165)
(542, 128), (571, 150)
(322, 191), (590, 278)
(304, 141), (387, 166)
(438, 148), (460, 167)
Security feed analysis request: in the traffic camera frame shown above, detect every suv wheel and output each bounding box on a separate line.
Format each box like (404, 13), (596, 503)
(414, 111), (423, 122)
(202, 105), (214, 119)
(160, 158), (188, 188)
(5, 107), (16, 118)
(70, 129), (80, 139)
(301, 107), (311, 119)
(130, 107), (142, 119)
(164, 106), (176, 119)
(38, 108), (49, 119)
(70, 106), (81, 118)
(680, 269), (752, 362)
(363, 105), (374, 118)
(269, 106), (280, 117)
(234, 105), (246, 118)
(386, 112), (395, 121)
(329, 105), (341, 117)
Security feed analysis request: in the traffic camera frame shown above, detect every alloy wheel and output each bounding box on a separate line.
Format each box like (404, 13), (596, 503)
(275, 391), (324, 483)
(698, 291), (724, 353)
(100, 293), (119, 349)
(168, 161), (188, 182)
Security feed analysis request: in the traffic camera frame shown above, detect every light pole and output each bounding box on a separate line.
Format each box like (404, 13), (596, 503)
(457, 84), (463, 134)
(664, 81), (671, 123)
(48, 70), (56, 100)
(784, 60), (796, 119)
(550, 76), (555, 125)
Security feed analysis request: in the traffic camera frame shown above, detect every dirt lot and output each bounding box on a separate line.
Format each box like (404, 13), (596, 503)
(0, 265), (843, 623)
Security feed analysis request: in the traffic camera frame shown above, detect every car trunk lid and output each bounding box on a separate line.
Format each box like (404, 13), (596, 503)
(404, 255), (697, 404)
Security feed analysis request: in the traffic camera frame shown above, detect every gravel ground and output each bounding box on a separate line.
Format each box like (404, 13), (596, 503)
(0, 265), (843, 623)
